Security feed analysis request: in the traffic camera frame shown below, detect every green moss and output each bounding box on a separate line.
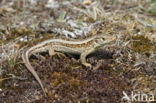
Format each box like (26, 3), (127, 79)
(11, 27), (33, 36)
(85, 17), (95, 23)
(131, 35), (152, 53)
(0, 27), (35, 46)
(9, 27), (34, 40)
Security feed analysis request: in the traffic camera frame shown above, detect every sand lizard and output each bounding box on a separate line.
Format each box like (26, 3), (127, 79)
(22, 33), (115, 96)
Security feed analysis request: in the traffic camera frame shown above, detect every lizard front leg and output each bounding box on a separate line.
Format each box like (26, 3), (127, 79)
(80, 48), (95, 68)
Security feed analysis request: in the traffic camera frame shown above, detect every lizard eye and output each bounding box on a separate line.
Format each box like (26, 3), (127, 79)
(101, 38), (105, 40)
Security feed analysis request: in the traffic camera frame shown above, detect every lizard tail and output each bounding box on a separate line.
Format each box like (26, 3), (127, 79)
(22, 50), (47, 97)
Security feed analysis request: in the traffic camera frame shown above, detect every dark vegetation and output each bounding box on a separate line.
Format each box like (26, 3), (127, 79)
(0, 0), (156, 102)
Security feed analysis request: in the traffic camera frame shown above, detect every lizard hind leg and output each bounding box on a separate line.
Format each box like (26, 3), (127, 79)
(48, 44), (66, 57)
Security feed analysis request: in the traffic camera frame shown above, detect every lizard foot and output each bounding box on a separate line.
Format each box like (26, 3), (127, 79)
(55, 52), (66, 58)
(82, 63), (92, 68)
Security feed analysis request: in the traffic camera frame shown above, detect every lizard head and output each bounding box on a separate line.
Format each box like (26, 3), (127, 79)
(93, 34), (116, 48)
